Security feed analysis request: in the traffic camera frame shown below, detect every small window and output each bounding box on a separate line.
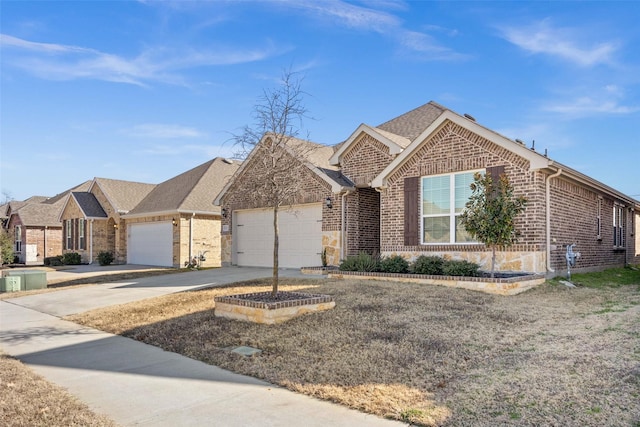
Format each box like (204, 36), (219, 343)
(14, 225), (22, 253)
(613, 204), (625, 249)
(66, 219), (73, 250)
(79, 218), (85, 250)
(596, 197), (602, 240)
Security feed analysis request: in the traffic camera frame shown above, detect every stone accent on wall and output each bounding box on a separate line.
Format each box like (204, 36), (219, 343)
(382, 249), (547, 274)
(322, 230), (341, 266)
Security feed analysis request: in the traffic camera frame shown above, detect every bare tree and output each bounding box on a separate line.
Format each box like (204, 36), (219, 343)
(234, 69), (318, 297)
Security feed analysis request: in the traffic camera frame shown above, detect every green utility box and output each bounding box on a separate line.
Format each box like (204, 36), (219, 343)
(0, 276), (22, 292)
(3, 270), (47, 291)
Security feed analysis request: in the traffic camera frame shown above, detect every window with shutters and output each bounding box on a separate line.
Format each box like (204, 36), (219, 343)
(421, 171), (479, 244)
(65, 219), (73, 250)
(14, 225), (22, 252)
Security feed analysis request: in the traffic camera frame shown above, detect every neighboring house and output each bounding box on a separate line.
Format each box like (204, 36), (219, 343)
(217, 101), (640, 275)
(59, 157), (240, 267)
(122, 157), (240, 268)
(59, 178), (156, 265)
(4, 185), (90, 265)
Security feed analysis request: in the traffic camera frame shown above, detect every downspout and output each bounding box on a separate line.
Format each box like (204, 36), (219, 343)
(189, 213), (195, 264)
(546, 168), (563, 273)
(89, 219), (94, 264)
(43, 226), (47, 264)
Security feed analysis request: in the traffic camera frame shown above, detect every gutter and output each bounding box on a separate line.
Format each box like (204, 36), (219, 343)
(546, 168), (563, 273)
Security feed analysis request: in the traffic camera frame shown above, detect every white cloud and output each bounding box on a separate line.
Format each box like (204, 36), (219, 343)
(284, 0), (465, 61)
(0, 34), (286, 86)
(124, 124), (206, 139)
(499, 19), (618, 67)
(544, 97), (638, 115)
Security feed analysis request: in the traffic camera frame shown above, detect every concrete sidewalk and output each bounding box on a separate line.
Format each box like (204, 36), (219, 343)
(0, 267), (405, 427)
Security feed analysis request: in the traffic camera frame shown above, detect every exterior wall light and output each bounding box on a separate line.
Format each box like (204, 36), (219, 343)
(325, 197), (333, 209)
(172, 218), (178, 226)
(221, 208), (228, 218)
(113, 223), (118, 229)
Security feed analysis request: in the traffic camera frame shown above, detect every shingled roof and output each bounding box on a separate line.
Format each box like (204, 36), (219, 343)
(91, 178), (156, 214)
(12, 200), (63, 227)
(126, 157), (241, 216)
(376, 101), (446, 142)
(71, 192), (108, 218)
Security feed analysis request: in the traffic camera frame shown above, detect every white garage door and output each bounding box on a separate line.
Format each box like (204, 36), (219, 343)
(128, 222), (173, 267)
(235, 204), (322, 268)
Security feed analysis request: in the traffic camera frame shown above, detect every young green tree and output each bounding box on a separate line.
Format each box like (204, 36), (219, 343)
(459, 171), (527, 278)
(0, 229), (13, 265)
(233, 68), (316, 297)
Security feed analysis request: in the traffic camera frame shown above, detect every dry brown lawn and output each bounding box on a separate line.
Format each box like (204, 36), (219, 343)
(68, 278), (640, 426)
(0, 351), (117, 427)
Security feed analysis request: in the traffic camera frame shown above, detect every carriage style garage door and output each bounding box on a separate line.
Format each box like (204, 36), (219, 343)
(234, 204), (322, 268)
(127, 222), (173, 267)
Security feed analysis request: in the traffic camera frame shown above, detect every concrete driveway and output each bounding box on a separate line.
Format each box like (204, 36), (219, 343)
(0, 266), (405, 427)
(12, 265), (307, 317)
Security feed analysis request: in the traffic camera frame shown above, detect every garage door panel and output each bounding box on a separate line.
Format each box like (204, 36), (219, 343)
(235, 204), (322, 268)
(128, 222), (173, 267)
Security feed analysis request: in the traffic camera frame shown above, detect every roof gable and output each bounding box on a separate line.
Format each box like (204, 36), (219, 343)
(90, 178), (156, 214)
(371, 110), (552, 189)
(71, 192), (108, 218)
(215, 134), (354, 204)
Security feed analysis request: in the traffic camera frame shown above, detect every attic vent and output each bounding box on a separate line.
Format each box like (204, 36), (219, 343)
(222, 158), (233, 164)
(463, 113), (476, 122)
(515, 139), (525, 145)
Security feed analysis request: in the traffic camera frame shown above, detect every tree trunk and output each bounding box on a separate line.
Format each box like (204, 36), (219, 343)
(491, 245), (496, 279)
(272, 205), (279, 297)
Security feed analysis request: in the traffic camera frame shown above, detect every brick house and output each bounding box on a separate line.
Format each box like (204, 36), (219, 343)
(217, 101), (639, 275)
(122, 157), (240, 268)
(3, 184), (90, 265)
(60, 177), (156, 265)
(59, 157), (239, 267)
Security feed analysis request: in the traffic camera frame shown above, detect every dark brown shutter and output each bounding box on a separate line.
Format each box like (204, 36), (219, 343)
(74, 218), (79, 250)
(404, 176), (419, 246)
(62, 220), (67, 250)
(82, 220), (87, 250)
(486, 165), (505, 199)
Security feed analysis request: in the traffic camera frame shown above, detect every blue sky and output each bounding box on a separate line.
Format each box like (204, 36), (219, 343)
(2, 0), (639, 202)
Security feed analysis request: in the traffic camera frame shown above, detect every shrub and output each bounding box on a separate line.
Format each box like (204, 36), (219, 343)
(97, 251), (114, 266)
(61, 252), (82, 265)
(411, 255), (444, 275)
(44, 256), (63, 267)
(441, 259), (480, 277)
(379, 255), (409, 274)
(339, 252), (380, 272)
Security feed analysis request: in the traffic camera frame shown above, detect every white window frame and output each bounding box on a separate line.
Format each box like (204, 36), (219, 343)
(420, 170), (480, 245)
(613, 204), (625, 249)
(79, 218), (85, 250)
(596, 196), (602, 240)
(14, 225), (22, 253)
(66, 219), (72, 250)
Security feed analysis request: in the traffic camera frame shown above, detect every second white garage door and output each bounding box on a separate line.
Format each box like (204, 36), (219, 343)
(127, 222), (173, 267)
(235, 204), (322, 268)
